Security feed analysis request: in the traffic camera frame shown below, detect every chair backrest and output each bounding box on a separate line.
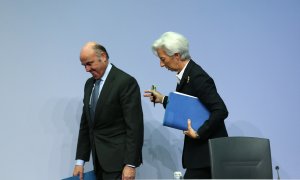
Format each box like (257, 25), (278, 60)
(209, 137), (273, 179)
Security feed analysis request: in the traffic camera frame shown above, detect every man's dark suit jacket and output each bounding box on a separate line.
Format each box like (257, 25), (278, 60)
(76, 65), (144, 172)
(163, 60), (228, 169)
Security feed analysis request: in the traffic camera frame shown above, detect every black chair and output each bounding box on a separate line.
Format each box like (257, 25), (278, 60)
(209, 136), (273, 179)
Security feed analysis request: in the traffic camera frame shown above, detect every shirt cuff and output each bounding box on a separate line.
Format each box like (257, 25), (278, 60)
(126, 164), (136, 168)
(75, 160), (85, 166)
(161, 96), (165, 104)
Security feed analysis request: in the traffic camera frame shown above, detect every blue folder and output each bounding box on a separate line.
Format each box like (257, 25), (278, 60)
(62, 171), (96, 180)
(163, 92), (210, 131)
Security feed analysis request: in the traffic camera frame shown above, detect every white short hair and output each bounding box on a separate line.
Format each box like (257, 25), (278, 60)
(152, 32), (191, 60)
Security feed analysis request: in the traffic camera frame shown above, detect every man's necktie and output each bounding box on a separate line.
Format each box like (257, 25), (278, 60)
(90, 79), (101, 121)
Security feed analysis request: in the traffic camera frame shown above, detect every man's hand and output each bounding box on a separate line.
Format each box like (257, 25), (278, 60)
(122, 165), (136, 180)
(183, 119), (199, 139)
(73, 165), (84, 180)
(144, 89), (164, 104)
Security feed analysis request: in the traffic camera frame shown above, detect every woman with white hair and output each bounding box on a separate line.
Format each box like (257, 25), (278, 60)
(145, 32), (229, 179)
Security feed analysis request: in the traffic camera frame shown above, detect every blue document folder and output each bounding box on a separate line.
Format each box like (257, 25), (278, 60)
(163, 92), (210, 131)
(62, 171), (96, 180)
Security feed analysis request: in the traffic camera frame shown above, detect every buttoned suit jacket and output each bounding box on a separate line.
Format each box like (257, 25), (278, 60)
(163, 60), (228, 168)
(76, 65), (144, 172)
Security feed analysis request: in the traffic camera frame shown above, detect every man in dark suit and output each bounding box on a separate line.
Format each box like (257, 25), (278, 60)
(73, 42), (144, 180)
(144, 32), (228, 179)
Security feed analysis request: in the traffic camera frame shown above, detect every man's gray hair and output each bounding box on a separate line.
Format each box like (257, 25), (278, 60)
(152, 32), (191, 60)
(93, 43), (110, 60)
